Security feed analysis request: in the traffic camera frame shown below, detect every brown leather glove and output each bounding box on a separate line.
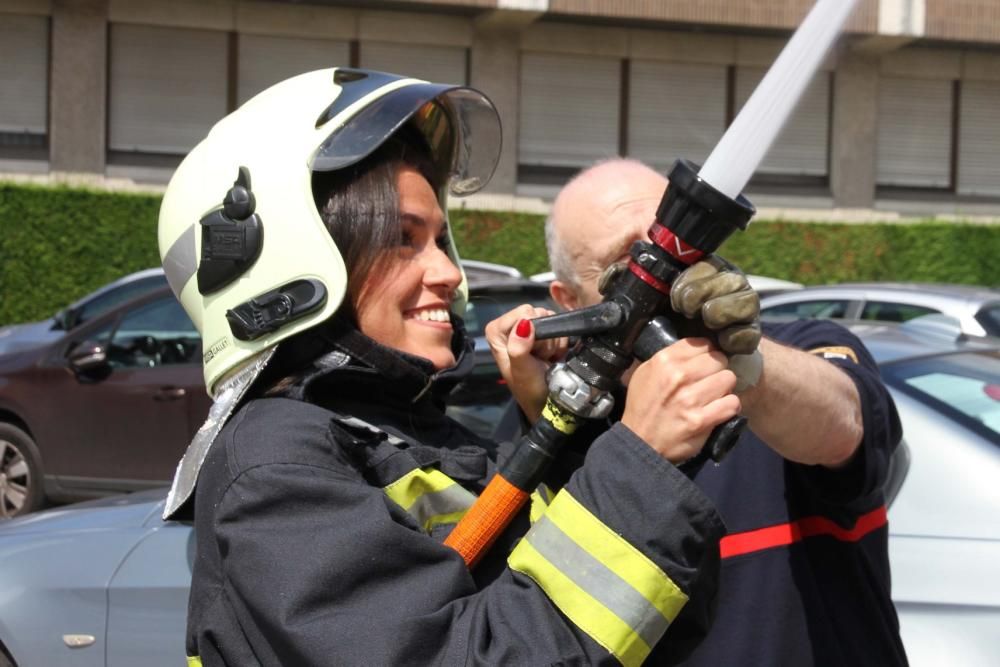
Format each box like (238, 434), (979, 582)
(670, 256), (762, 391)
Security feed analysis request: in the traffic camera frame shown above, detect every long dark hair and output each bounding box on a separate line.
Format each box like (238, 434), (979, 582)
(312, 124), (444, 321)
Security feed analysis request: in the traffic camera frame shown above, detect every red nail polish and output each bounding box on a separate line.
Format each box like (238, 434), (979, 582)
(516, 319), (532, 338)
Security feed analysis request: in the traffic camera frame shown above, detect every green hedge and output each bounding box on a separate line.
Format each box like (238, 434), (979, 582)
(2, 182), (998, 325)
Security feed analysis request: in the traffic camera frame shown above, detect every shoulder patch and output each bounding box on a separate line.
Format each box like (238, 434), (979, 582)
(808, 346), (858, 364)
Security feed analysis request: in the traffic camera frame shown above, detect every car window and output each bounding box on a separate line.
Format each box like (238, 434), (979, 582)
(975, 304), (1000, 337)
(464, 288), (555, 338)
(761, 299), (850, 319)
(881, 351), (1000, 446)
(107, 297), (201, 369)
(860, 301), (939, 323)
(73, 274), (169, 328)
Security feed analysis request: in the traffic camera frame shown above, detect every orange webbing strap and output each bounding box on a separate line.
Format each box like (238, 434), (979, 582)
(444, 474), (529, 568)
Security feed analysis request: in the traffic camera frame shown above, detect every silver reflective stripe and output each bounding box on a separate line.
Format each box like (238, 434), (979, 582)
(406, 483), (476, 530)
(163, 348), (276, 519)
(526, 514), (669, 650)
(162, 223), (197, 297)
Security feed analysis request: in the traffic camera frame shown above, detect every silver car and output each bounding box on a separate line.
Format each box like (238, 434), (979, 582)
(761, 282), (1000, 337)
(0, 317), (997, 666)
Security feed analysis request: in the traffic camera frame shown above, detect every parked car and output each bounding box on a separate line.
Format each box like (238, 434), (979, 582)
(761, 282), (1000, 337)
(0, 316), (997, 666)
(0, 285), (209, 517)
(0, 268), (168, 356)
(0, 261), (552, 517)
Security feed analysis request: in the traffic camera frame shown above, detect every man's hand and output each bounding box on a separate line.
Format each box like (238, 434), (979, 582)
(671, 256), (762, 391)
(485, 304), (568, 423)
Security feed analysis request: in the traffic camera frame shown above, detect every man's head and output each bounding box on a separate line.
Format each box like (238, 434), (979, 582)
(546, 158), (667, 310)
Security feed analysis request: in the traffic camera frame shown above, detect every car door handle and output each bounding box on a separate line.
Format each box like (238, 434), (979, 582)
(154, 387), (187, 401)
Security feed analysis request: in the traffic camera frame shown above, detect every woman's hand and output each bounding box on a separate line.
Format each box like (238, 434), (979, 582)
(621, 337), (740, 464)
(484, 305), (568, 423)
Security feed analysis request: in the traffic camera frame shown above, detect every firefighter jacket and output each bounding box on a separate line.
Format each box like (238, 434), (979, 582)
(184, 317), (726, 666)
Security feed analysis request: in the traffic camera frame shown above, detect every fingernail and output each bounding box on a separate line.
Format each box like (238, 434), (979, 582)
(516, 319), (532, 338)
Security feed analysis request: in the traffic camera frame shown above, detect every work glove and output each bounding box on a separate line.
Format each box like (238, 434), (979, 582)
(670, 255), (762, 391)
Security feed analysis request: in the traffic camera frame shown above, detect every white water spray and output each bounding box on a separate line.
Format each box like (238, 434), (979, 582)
(698, 0), (860, 199)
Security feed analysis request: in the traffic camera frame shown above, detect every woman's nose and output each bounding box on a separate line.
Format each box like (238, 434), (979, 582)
(424, 246), (463, 290)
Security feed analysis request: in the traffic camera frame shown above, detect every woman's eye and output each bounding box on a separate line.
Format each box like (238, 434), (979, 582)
(401, 230), (415, 248)
(436, 233), (451, 250)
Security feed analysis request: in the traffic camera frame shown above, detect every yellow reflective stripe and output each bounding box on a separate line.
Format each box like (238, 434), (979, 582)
(529, 483), (556, 524)
(383, 468), (477, 532)
(187, 657), (203, 667)
(508, 491), (688, 667)
(510, 535), (650, 666)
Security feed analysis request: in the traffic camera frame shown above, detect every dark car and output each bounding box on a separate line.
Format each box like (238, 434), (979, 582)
(0, 261), (553, 518)
(0, 286), (209, 517)
(0, 268), (168, 356)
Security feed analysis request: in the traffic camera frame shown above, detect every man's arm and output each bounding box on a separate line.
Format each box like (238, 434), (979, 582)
(739, 337), (863, 468)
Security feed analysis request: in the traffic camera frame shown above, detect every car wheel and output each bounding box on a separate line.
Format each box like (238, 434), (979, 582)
(0, 424), (44, 519)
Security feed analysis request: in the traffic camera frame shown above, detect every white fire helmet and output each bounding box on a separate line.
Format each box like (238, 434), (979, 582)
(158, 68), (502, 398)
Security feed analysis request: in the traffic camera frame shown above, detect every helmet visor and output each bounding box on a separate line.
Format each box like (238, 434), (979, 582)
(311, 82), (501, 196)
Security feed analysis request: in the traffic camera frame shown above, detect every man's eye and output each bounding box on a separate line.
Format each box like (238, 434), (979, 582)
(401, 230), (415, 247)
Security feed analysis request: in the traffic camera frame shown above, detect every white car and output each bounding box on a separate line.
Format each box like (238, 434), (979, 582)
(761, 282), (1000, 337)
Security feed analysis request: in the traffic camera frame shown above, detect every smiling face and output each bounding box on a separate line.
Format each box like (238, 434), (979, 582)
(354, 165), (463, 370)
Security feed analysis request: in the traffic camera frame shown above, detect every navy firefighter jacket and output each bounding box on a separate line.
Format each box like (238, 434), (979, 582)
(184, 318), (726, 666)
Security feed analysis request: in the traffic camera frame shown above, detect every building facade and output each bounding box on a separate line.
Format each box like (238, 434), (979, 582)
(2, 0), (1000, 217)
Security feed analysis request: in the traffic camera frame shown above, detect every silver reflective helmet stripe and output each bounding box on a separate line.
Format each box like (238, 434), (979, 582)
(525, 513), (671, 650)
(162, 223), (197, 298)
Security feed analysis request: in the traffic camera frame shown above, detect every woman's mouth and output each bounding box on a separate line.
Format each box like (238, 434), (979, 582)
(406, 307), (452, 325)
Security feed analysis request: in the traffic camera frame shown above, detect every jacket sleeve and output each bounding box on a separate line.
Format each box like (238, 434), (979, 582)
(207, 422), (723, 667)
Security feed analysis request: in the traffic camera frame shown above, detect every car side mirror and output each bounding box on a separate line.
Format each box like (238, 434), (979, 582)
(53, 308), (74, 331)
(67, 341), (109, 374)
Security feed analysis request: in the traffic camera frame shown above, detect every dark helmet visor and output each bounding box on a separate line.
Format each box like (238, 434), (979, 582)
(311, 82), (501, 196)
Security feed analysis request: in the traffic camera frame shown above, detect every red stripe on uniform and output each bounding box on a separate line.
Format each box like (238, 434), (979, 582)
(719, 506), (888, 559)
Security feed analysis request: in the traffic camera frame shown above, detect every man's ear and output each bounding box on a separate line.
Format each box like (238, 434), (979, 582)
(549, 280), (578, 312)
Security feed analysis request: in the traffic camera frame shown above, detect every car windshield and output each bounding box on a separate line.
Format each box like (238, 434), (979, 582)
(881, 350), (1000, 446)
(975, 304), (1000, 337)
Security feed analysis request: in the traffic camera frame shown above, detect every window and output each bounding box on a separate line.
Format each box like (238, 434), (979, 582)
(518, 52), (620, 168)
(0, 13), (49, 159)
(883, 351), (1000, 445)
(68, 275), (169, 329)
(761, 299), (849, 319)
(860, 301), (938, 323)
(106, 297), (200, 369)
(109, 24), (227, 155)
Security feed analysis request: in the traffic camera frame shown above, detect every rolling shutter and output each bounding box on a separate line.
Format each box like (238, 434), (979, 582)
(0, 14), (48, 134)
(238, 34), (350, 106)
(876, 76), (952, 188)
(957, 80), (1000, 196)
(628, 61), (726, 171)
(735, 67), (830, 176)
(519, 52), (620, 168)
(360, 42), (467, 86)
(109, 24), (228, 154)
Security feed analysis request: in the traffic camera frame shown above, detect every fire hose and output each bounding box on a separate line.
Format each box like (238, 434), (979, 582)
(444, 0), (861, 568)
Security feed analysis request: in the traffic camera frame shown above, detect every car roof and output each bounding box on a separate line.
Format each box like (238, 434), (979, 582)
(763, 282), (1000, 306)
(847, 316), (1000, 365)
(65, 267), (166, 311)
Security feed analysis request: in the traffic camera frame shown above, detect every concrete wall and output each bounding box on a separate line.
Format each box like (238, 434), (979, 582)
(49, 0), (108, 174)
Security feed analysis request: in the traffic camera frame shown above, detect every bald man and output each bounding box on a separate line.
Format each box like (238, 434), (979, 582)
(543, 159), (907, 666)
